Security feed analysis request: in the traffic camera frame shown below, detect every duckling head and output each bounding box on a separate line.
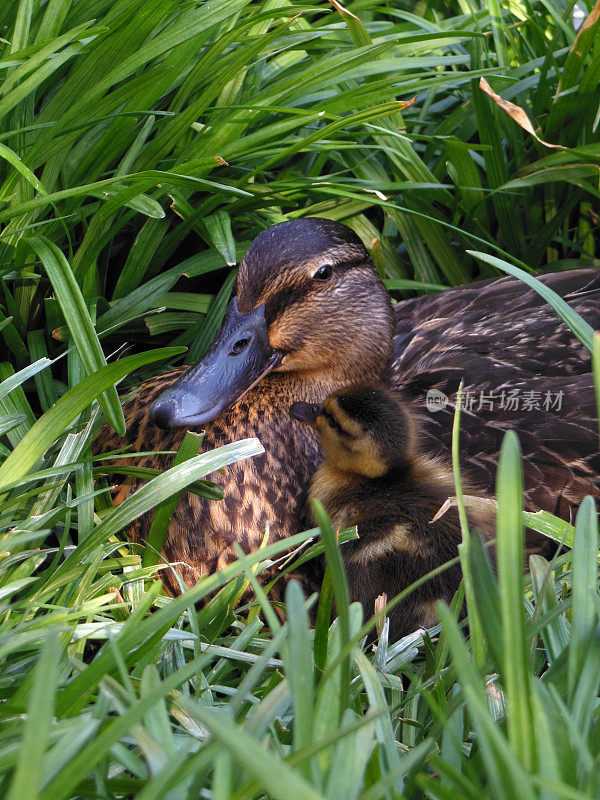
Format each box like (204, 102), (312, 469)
(151, 218), (394, 429)
(290, 386), (414, 478)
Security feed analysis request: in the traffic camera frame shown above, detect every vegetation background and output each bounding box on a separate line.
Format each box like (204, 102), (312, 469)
(1, 0), (600, 797)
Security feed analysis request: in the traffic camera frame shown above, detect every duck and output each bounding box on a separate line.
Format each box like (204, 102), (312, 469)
(290, 385), (495, 641)
(94, 217), (600, 591)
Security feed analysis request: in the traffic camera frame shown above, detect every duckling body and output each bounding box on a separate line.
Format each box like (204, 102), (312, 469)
(291, 386), (494, 640)
(95, 218), (599, 588)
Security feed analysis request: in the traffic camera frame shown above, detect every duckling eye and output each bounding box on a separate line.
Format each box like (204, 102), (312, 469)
(323, 409), (345, 434)
(312, 263), (334, 282)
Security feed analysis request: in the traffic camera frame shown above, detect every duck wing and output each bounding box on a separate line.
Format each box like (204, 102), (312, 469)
(403, 373), (598, 512)
(391, 268), (600, 381)
(389, 269), (600, 535)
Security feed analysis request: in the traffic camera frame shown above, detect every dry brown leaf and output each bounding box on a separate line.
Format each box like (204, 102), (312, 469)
(429, 494), (497, 523)
(573, 0), (600, 57)
(328, 0), (360, 20)
(374, 593), (388, 638)
(399, 95), (416, 112)
(430, 496), (454, 523)
(479, 77), (564, 150)
(556, 0), (600, 95)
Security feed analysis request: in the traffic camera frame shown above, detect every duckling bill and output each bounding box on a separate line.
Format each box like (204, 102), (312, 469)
(291, 386), (495, 641)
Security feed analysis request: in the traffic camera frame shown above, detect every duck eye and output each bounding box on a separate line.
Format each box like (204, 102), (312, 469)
(230, 337), (250, 355)
(312, 263), (333, 282)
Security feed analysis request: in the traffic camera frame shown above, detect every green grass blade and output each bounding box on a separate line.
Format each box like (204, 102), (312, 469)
(468, 527), (502, 669)
(0, 347), (184, 492)
(452, 381), (485, 667)
(594, 331), (600, 444)
(203, 210), (236, 266)
(437, 601), (536, 800)
(284, 580), (315, 766)
(496, 430), (536, 771)
(8, 630), (60, 800)
(467, 250), (596, 352)
(529, 555), (569, 666)
(142, 431), (203, 567)
(567, 495), (599, 701)
(41, 654), (216, 800)
(0, 141), (48, 194)
(61, 438), (264, 571)
(184, 269), (236, 363)
(354, 649), (404, 794)
(172, 695), (327, 800)
(0, 356), (52, 401)
(311, 499), (351, 721)
(27, 235), (125, 433)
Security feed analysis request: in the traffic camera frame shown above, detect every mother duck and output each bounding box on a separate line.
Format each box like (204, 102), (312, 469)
(95, 218), (600, 588)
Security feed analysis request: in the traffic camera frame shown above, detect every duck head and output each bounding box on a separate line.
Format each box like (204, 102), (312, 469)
(291, 386), (414, 478)
(150, 218), (394, 429)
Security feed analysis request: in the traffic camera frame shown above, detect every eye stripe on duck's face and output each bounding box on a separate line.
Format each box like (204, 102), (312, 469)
(309, 255), (368, 275)
(320, 399), (367, 439)
(321, 408), (351, 437)
(325, 399), (364, 437)
(265, 286), (308, 325)
(249, 250), (370, 315)
(264, 261), (370, 347)
(266, 259), (366, 319)
(317, 405), (388, 478)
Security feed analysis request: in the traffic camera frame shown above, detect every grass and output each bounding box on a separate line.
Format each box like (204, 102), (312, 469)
(1, 0), (600, 797)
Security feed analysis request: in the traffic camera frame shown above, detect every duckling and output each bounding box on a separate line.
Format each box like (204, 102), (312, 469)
(94, 218), (599, 590)
(291, 385), (495, 641)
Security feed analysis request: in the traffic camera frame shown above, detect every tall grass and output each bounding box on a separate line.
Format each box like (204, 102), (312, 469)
(1, 0), (599, 797)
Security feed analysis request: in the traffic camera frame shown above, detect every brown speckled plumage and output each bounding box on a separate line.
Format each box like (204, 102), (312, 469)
(103, 370), (330, 591)
(94, 219), (600, 591)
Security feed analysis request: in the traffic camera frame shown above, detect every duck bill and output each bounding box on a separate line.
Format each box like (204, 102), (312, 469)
(150, 297), (282, 429)
(290, 401), (322, 428)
